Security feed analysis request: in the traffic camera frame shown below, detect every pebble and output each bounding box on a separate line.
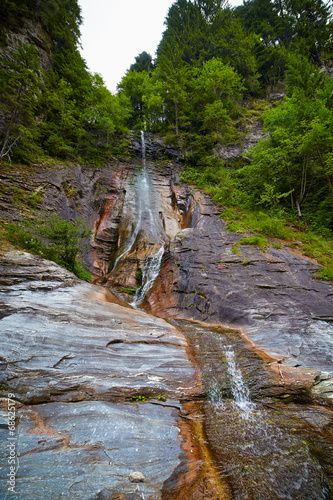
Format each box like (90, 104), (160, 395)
(129, 472), (145, 483)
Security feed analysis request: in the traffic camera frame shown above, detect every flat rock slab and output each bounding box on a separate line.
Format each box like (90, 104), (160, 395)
(0, 400), (184, 499)
(0, 251), (198, 404)
(0, 250), (202, 498)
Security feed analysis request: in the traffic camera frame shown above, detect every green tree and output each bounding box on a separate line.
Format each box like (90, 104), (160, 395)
(38, 214), (91, 272)
(130, 51), (154, 73)
(193, 58), (244, 157)
(81, 73), (130, 157)
(118, 70), (150, 129)
(239, 54), (333, 229)
(0, 43), (42, 162)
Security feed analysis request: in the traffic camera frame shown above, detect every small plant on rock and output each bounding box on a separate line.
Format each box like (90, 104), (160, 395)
(131, 395), (147, 402)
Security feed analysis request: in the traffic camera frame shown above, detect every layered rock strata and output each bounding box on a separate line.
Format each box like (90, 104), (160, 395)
(0, 250), (206, 499)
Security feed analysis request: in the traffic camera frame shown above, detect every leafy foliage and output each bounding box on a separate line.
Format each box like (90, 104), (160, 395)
(2, 0), (333, 279)
(238, 54), (333, 230)
(6, 215), (92, 280)
(0, 0), (129, 164)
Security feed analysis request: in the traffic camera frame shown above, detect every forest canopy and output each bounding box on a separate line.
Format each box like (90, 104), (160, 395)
(1, 0), (333, 235)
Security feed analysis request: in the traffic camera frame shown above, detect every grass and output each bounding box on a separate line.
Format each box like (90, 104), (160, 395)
(119, 288), (136, 296)
(238, 236), (269, 251)
(223, 208), (333, 279)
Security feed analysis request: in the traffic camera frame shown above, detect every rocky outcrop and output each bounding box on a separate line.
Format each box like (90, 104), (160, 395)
(0, 400), (186, 499)
(1, 133), (333, 497)
(0, 250), (200, 404)
(0, 250), (211, 498)
(2, 134), (332, 402)
(0, 18), (53, 72)
(143, 189), (333, 403)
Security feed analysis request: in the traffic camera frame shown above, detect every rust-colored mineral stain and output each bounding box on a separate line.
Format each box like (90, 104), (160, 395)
(87, 287), (132, 309)
(162, 401), (231, 499)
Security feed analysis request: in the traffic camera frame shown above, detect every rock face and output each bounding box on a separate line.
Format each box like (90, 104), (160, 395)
(1, 134), (332, 398)
(0, 400), (183, 499)
(0, 18), (53, 73)
(1, 133), (333, 497)
(0, 250), (204, 499)
(0, 252), (198, 404)
(143, 189), (333, 401)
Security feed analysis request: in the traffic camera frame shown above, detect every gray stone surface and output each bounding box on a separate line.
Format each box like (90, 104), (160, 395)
(0, 400), (183, 499)
(0, 251), (197, 405)
(0, 250), (200, 499)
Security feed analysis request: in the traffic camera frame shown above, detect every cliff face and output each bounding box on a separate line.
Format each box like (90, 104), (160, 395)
(1, 133), (333, 498)
(1, 134), (333, 401)
(0, 17), (52, 72)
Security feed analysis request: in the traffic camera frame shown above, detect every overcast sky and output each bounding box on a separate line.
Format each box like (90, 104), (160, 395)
(79, 0), (244, 93)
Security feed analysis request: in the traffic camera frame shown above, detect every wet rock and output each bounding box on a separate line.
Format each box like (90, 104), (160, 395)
(268, 362), (321, 396)
(144, 189), (333, 401)
(0, 250), (206, 499)
(0, 400), (185, 499)
(178, 321), (333, 499)
(92, 158), (186, 302)
(128, 131), (183, 162)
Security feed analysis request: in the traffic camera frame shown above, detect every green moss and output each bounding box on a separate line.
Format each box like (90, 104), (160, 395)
(119, 288), (136, 296)
(131, 395), (147, 402)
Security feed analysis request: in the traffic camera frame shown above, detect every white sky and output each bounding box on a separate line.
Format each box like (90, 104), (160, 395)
(79, 0), (244, 93)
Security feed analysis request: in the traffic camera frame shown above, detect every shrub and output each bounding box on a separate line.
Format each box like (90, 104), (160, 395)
(6, 214), (92, 281)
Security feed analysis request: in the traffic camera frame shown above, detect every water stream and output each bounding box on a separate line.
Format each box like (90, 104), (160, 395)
(111, 131), (165, 305)
(175, 320), (333, 499)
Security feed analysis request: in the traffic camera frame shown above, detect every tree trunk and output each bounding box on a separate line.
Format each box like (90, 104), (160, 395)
(317, 148), (333, 191)
(0, 109), (17, 158)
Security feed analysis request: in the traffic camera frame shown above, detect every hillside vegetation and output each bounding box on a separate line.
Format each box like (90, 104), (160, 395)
(1, 0), (333, 278)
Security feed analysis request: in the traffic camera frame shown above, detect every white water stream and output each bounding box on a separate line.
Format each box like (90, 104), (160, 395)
(178, 322), (331, 499)
(225, 348), (255, 416)
(112, 131), (165, 306)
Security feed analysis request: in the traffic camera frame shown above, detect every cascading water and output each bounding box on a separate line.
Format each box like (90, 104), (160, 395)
(225, 348), (254, 416)
(111, 131), (165, 306)
(131, 132), (165, 306)
(141, 130), (146, 165)
(175, 320), (332, 500)
(132, 245), (164, 306)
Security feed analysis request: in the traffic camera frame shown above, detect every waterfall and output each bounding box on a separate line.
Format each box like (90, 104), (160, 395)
(112, 131), (165, 305)
(206, 345), (254, 416)
(141, 130), (146, 165)
(131, 131), (165, 305)
(132, 245), (164, 307)
(225, 348), (254, 416)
